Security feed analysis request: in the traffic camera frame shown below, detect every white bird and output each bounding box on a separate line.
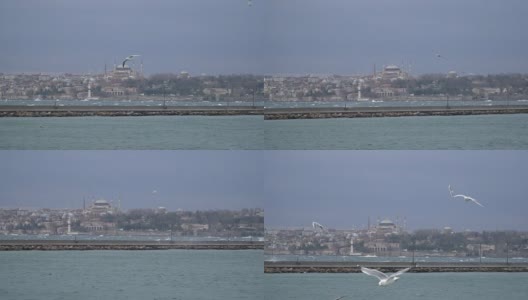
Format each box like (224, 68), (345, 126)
(122, 55), (141, 68)
(360, 266), (411, 286)
(448, 185), (484, 207)
(335, 297), (347, 300)
(312, 221), (325, 231)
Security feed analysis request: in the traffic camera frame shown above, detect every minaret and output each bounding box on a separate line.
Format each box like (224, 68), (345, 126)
(87, 81), (92, 99)
(67, 214), (71, 234)
(350, 239), (355, 255)
(357, 81), (362, 101)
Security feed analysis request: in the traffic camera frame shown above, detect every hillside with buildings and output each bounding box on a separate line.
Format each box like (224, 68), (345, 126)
(0, 201), (264, 238)
(266, 218), (528, 258)
(2, 62), (528, 102)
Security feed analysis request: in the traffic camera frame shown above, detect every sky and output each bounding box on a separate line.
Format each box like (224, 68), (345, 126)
(263, 151), (528, 231)
(0, 151), (262, 211)
(1, 0), (527, 75)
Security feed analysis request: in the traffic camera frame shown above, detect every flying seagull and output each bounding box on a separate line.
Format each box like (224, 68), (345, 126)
(312, 221), (325, 231)
(122, 55), (141, 68)
(436, 53), (448, 60)
(448, 185), (484, 207)
(335, 296), (347, 300)
(361, 266), (411, 286)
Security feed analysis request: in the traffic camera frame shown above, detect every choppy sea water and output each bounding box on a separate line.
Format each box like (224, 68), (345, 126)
(264, 114), (528, 149)
(0, 250), (264, 300)
(263, 272), (528, 300)
(2, 109), (528, 150)
(0, 115), (264, 150)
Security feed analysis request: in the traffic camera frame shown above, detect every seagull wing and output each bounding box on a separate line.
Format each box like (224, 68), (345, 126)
(452, 194), (466, 199)
(468, 197), (484, 207)
(389, 267), (411, 279)
(448, 185), (456, 197)
(360, 267), (388, 280)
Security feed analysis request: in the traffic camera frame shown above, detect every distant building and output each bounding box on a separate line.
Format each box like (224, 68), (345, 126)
(447, 71), (458, 78)
(102, 86), (126, 96)
(86, 199), (116, 216)
(372, 87), (408, 98)
(364, 240), (401, 254)
(371, 218), (403, 235)
(379, 65), (408, 81)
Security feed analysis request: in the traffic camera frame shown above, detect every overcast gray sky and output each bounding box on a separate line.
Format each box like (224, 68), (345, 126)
(0, 151), (262, 211)
(1, 0), (527, 75)
(263, 151), (528, 231)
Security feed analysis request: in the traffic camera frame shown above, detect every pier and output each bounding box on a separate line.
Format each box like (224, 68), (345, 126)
(264, 105), (528, 120)
(0, 105), (264, 117)
(0, 240), (264, 251)
(264, 261), (528, 273)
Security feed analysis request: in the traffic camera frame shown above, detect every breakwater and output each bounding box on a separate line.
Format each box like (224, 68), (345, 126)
(0, 240), (264, 251)
(0, 105), (263, 117)
(264, 105), (528, 120)
(264, 261), (528, 273)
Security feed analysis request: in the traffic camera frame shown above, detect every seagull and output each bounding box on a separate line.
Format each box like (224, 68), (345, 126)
(122, 55), (141, 68)
(360, 266), (411, 286)
(312, 221), (325, 231)
(448, 185), (484, 207)
(436, 53), (447, 60)
(335, 296), (347, 300)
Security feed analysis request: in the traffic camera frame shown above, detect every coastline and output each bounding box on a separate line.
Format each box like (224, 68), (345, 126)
(2, 105), (528, 119)
(0, 105), (264, 117)
(264, 105), (528, 120)
(264, 261), (528, 273)
(0, 239), (264, 251)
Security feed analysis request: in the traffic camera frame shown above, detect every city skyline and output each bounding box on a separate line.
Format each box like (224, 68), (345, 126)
(0, 151), (263, 211)
(263, 151), (528, 231)
(1, 0), (528, 75)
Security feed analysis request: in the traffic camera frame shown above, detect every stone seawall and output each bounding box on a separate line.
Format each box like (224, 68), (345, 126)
(264, 261), (528, 273)
(0, 240), (264, 251)
(264, 106), (528, 120)
(0, 106), (264, 117)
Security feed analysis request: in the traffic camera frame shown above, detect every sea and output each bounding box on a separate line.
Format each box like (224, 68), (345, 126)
(0, 115), (264, 150)
(0, 250), (264, 300)
(264, 114), (528, 149)
(1, 99), (528, 149)
(263, 272), (528, 300)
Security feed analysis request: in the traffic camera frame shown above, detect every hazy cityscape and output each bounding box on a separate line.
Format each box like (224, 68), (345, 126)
(266, 221), (528, 258)
(0, 205), (264, 238)
(2, 65), (528, 101)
